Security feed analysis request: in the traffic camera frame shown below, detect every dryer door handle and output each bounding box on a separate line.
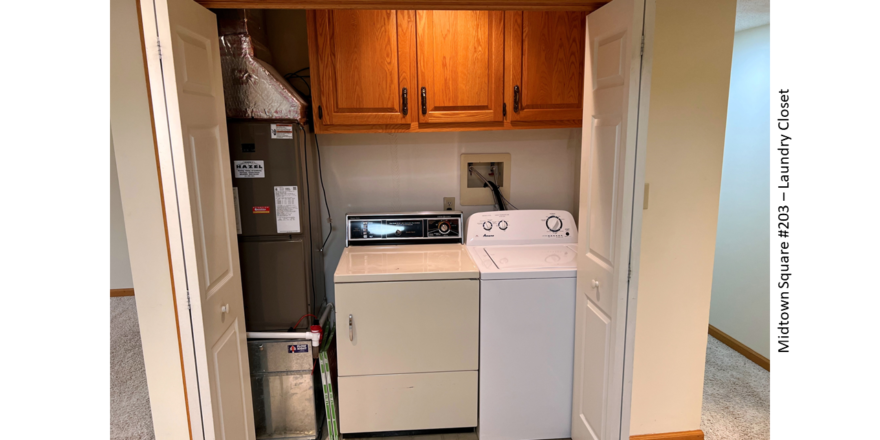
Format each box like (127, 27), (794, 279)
(349, 314), (354, 342)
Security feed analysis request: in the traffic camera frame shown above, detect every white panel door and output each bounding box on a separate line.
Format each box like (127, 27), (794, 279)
(572, 0), (646, 439)
(146, 0), (255, 439)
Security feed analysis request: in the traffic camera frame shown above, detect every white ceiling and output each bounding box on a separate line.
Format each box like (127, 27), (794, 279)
(736, 0), (770, 32)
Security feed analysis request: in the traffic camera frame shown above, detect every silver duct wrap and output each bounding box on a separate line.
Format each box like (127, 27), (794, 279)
(218, 10), (308, 123)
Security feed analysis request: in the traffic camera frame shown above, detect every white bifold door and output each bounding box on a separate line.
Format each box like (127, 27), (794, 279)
(572, 0), (651, 439)
(140, 0), (256, 439)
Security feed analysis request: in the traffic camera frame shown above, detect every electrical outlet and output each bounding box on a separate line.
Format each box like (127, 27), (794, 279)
(443, 197), (455, 211)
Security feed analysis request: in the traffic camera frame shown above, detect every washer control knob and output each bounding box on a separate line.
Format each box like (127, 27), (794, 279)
(483, 221), (493, 231)
(498, 220), (508, 230)
(546, 215), (563, 233)
(438, 221), (451, 234)
(395, 229), (402, 236)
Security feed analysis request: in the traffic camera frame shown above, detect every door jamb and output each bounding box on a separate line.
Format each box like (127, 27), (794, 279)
(617, 1), (655, 438)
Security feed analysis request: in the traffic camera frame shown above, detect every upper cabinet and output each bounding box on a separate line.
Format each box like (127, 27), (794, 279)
(505, 11), (587, 124)
(307, 10), (416, 130)
(416, 11), (504, 126)
(306, 10), (586, 133)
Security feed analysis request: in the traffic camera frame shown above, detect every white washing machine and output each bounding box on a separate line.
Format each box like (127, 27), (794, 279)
(465, 210), (578, 440)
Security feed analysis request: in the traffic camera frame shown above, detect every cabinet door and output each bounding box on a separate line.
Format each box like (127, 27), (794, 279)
(309, 10), (415, 127)
(506, 11), (586, 123)
(335, 279), (479, 377)
(416, 11), (504, 124)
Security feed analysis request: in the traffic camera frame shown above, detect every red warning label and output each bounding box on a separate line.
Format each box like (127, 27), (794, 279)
(253, 206), (271, 214)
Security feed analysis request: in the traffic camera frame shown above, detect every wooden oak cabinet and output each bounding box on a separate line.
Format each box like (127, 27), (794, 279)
(416, 11), (504, 126)
(505, 11), (586, 124)
(306, 10), (586, 133)
(307, 10), (416, 130)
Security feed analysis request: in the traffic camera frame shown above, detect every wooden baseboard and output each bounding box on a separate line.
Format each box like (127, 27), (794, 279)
(708, 324), (770, 371)
(110, 288), (135, 297)
(631, 429), (704, 440)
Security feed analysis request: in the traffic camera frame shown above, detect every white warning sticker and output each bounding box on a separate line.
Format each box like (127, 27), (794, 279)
(234, 160), (265, 178)
(232, 187), (242, 235)
(274, 186), (301, 234)
(271, 123), (294, 139)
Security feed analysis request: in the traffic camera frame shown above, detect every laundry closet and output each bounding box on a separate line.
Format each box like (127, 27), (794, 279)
(136, 0), (649, 439)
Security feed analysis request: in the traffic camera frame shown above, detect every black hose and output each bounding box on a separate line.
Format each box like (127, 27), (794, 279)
(485, 180), (506, 211)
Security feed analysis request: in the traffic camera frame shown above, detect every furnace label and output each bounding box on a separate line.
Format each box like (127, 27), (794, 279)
(274, 186), (301, 234)
(234, 160), (265, 178)
(271, 123), (294, 139)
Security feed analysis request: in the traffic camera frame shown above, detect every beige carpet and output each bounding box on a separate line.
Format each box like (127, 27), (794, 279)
(701, 335), (770, 440)
(111, 300), (768, 440)
(111, 297), (156, 440)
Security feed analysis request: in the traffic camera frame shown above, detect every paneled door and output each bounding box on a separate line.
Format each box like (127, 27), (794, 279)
(416, 11), (504, 124)
(506, 11), (586, 123)
(572, 0), (648, 439)
(143, 0), (255, 438)
(309, 10), (416, 126)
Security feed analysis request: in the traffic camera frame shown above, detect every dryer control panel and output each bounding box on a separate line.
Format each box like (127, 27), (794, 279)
(346, 212), (463, 246)
(465, 210), (577, 246)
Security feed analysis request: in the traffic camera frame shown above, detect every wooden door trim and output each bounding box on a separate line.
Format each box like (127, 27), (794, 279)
(196, 0), (610, 12)
(708, 324), (770, 371)
(630, 430), (704, 440)
(111, 288), (136, 297)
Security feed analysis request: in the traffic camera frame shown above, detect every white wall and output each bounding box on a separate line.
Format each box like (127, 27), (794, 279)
(110, 139), (133, 290)
(629, 0), (737, 435)
(317, 128), (582, 302)
(709, 25), (771, 358)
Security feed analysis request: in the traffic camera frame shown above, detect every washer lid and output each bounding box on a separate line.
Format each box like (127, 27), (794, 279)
(484, 245), (578, 271)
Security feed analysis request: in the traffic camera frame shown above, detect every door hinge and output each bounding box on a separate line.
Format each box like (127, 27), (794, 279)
(627, 263), (632, 282)
(157, 38), (163, 60)
(640, 34), (644, 56)
(503, 102), (507, 117)
(186, 290), (191, 310)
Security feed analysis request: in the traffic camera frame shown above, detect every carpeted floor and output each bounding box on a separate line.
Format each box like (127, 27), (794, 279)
(111, 297), (156, 440)
(110, 299), (767, 440)
(701, 335), (770, 440)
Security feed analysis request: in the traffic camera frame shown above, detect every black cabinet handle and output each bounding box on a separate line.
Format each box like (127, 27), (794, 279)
(421, 87), (427, 115)
(513, 85), (520, 113)
(402, 88), (408, 116)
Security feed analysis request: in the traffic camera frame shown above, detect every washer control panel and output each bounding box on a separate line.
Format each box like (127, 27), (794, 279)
(465, 210), (577, 246)
(347, 212), (463, 246)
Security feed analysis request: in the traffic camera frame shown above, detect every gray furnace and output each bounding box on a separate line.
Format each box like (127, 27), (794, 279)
(228, 121), (325, 332)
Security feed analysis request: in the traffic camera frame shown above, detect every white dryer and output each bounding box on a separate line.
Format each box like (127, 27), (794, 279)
(466, 210), (578, 440)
